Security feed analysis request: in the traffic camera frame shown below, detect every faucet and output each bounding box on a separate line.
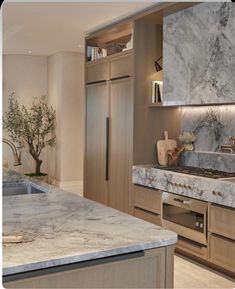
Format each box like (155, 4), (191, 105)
(2, 138), (22, 166)
(220, 136), (235, 153)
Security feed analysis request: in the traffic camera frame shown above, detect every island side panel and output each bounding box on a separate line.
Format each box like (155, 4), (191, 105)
(4, 246), (175, 289)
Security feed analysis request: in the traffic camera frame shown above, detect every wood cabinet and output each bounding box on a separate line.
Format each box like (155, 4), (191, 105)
(84, 52), (133, 213)
(85, 83), (109, 205)
(208, 233), (235, 273)
(110, 53), (132, 79)
(133, 185), (162, 225)
(4, 246), (175, 289)
(207, 204), (235, 274)
(134, 207), (161, 226)
(86, 61), (109, 84)
(109, 78), (132, 213)
(209, 204), (235, 240)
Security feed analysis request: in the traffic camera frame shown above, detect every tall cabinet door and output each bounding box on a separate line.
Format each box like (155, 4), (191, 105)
(85, 83), (109, 205)
(109, 78), (133, 213)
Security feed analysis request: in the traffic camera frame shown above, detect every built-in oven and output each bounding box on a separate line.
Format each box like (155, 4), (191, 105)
(162, 192), (208, 246)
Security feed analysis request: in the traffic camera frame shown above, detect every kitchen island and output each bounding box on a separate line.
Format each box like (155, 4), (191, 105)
(3, 170), (177, 288)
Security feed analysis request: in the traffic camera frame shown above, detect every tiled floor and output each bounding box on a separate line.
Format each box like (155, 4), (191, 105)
(174, 254), (235, 289)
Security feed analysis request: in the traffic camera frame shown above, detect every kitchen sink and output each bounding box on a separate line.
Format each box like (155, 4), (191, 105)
(2, 182), (47, 196)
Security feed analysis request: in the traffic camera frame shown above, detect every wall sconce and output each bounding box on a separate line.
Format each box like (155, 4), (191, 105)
(154, 56), (163, 72)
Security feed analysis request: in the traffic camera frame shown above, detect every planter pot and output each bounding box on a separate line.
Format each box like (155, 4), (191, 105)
(25, 174), (48, 183)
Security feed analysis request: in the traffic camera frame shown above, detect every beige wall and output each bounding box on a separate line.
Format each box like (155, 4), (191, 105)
(2, 55), (48, 174)
(47, 52), (84, 194)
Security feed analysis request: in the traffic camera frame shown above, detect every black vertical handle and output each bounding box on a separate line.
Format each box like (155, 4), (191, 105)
(105, 117), (110, 181)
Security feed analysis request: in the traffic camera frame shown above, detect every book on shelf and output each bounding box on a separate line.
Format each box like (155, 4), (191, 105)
(151, 81), (163, 104)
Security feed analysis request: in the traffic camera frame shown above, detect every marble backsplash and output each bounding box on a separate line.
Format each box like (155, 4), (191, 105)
(181, 105), (235, 172)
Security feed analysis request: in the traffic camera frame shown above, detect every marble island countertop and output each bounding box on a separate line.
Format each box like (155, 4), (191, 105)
(2, 170), (177, 276)
(133, 165), (235, 208)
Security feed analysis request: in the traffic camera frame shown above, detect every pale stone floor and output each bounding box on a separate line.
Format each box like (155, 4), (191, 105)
(174, 254), (235, 289)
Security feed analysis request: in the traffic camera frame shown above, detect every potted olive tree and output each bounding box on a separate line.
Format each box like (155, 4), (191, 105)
(3, 93), (56, 180)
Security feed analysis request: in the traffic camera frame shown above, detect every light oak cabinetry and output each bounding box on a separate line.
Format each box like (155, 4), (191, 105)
(208, 204), (235, 274)
(86, 61), (109, 84)
(85, 83), (109, 205)
(84, 52), (133, 213)
(133, 185), (162, 226)
(109, 78), (132, 212)
(4, 247), (175, 289)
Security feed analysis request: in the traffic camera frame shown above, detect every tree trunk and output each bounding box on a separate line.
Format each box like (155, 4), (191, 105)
(35, 159), (43, 175)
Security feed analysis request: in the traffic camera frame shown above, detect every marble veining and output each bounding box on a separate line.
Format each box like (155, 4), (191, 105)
(2, 170), (177, 276)
(163, 3), (235, 105)
(133, 165), (235, 208)
(181, 105), (235, 172)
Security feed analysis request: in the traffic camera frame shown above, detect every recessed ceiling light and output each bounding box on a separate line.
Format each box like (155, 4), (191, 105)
(78, 44), (82, 48)
(28, 50), (32, 54)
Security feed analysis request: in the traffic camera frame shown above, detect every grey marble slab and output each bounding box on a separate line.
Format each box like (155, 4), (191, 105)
(133, 165), (235, 208)
(2, 170), (177, 276)
(181, 151), (235, 173)
(163, 3), (235, 105)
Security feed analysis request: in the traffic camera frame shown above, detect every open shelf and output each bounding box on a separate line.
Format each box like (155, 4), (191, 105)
(86, 22), (133, 62)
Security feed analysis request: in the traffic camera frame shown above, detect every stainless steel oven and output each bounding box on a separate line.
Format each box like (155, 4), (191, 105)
(162, 192), (208, 246)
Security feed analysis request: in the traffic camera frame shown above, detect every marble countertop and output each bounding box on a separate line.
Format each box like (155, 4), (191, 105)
(2, 170), (177, 276)
(133, 165), (235, 208)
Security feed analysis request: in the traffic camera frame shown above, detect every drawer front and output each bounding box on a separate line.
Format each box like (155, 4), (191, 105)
(110, 54), (132, 79)
(134, 185), (162, 214)
(209, 204), (235, 240)
(86, 62), (109, 83)
(176, 237), (207, 259)
(134, 207), (161, 226)
(208, 233), (235, 273)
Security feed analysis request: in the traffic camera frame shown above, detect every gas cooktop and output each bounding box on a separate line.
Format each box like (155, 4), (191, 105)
(155, 165), (235, 179)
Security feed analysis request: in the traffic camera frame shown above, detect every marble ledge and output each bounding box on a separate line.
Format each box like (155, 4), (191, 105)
(132, 165), (235, 208)
(3, 169), (177, 276)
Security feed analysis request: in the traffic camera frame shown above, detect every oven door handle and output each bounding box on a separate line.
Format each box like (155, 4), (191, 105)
(173, 198), (191, 205)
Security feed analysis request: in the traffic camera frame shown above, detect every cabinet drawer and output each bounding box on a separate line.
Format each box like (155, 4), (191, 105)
(134, 207), (161, 226)
(209, 204), (235, 240)
(110, 54), (132, 80)
(134, 185), (162, 214)
(86, 61), (109, 83)
(208, 233), (235, 273)
(176, 237), (207, 259)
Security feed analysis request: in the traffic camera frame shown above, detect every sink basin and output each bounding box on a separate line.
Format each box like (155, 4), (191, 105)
(2, 182), (46, 196)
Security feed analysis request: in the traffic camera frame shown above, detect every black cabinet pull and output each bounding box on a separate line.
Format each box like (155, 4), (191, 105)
(105, 117), (110, 181)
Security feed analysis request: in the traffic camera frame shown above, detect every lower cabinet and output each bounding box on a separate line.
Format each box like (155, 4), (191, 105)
(4, 246), (175, 289)
(134, 207), (162, 226)
(133, 185), (162, 226)
(208, 204), (235, 274)
(208, 233), (235, 273)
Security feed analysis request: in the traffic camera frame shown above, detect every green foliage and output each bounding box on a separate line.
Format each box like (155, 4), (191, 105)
(3, 93), (56, 174)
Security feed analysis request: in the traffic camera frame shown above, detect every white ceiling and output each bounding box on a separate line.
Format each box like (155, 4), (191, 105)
(2, 1), (156, 56)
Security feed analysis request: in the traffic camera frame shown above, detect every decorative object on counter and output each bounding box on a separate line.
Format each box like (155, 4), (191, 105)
(154, 56), (163, 72)
(167, 147), (184, 166)
(3, 93), (56, 177)
(151, 81), (163, 104)
(178, 131), (196, 151)
(220, 136), (235, 153)
(157, 131), (177, 166)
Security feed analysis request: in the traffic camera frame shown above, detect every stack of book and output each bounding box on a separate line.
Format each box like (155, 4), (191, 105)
(87, 46), (107, 61)
(151, 81), (163, 104)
